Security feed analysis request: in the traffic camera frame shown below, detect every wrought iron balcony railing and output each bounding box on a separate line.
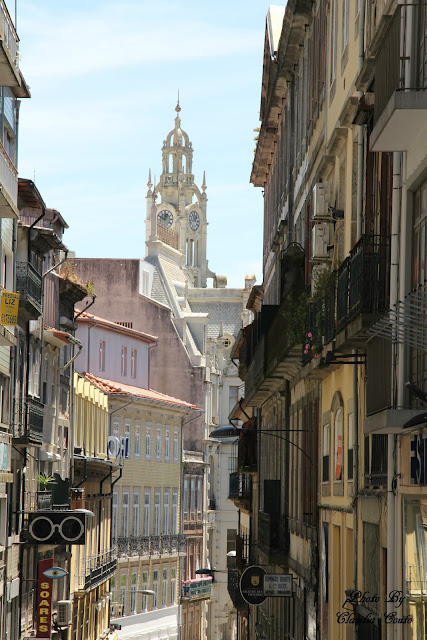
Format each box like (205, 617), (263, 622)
(116, 533), (186, 558)
(77, 547), (117, 592)
(229, 472), (252, 505)
(16, 262), (42, 320)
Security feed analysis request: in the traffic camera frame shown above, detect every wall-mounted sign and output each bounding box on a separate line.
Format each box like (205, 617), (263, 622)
(36, 558), (53, 638)
(0, 291), (19, 325)
(411, 434), (427, 485)
(264, 574), (293, 596)
(240, 565), (267, 605)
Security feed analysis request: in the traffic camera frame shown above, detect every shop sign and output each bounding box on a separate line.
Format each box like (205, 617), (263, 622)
(264, 574), (293, 596)
(410, 434), (427, 485)
(240, 565), (267, 605)
(36, 558), (53, 638)
(0, 291), (19, 325)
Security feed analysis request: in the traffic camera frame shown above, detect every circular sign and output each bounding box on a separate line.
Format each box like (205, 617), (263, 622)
(240, 565), (267, 605)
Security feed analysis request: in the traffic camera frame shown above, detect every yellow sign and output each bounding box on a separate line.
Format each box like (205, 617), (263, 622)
(1, 291), (20, 326)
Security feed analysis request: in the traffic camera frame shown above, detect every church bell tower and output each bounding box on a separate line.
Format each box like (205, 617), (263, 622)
(145, 101), (215, 287)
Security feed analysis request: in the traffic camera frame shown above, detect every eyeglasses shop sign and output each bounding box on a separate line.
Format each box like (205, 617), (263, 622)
(264, 574), (293, 597)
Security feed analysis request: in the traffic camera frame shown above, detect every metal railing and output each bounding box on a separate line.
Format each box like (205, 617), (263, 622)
(16, 262), (43, 315)
(116, 533), (186, 558)
(374, 3), (427, 125)
(181, 577), (212, 599)
(229, 472), (252, 502)
(157, 222), (179, 249)
(78, 547), (117, 591)
(336, 235), (390, 332)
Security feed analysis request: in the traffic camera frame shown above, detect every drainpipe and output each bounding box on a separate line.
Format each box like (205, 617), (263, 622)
(356, 0), (366, 242)
(388, 149), (402, 639)
(352, 350), (359, 614)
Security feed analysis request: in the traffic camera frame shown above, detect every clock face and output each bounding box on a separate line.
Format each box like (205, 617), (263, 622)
(158, 209), (173, 227)
(189, 210), (200, 231)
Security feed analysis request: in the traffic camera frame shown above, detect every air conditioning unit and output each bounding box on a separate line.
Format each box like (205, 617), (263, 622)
(25, 511), (86, 545)
(313, 183), (330, 219)
(312, 221), (333, 260)
(57, 600), (72, 626)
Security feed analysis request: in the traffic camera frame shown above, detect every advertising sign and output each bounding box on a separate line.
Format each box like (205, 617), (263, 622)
(0, 291), (19, 325)
(240, 565), (267, 605)
(36, 558), (53, 638)
(264, 574), (293, 596)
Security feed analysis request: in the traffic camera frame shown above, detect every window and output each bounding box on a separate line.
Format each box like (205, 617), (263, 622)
(135, 425), (141, 457)
(131, 349), (137, 379)
(172, 491), (178, 534)
(165, 430), (170, 460)
(143, 490), (150, 536)
(173, 432), (179, 461)
(330, 0), (337, 85)
(183, 478), (189, 521)
(99, 341), (105, 371)
(196, 477), (202, 520)
(163, 490), (170, 534)
(162, 569), (168, 608)
(112, 492), (118, 540)
(322, 423), (330, 482)
(145, 425), (151, 459)
(29, 344), (41, 397)
(152, 570), (159, 609)
(154, 491), (161, 535)
(190, 478), (196, 519)
(132, 492), (140, 537)
(121, 346), (127, 376)
(141, 571), (148, 611)
(124, 423), (130, 459)
(122, 492), (129, 537)
(342, 0), (349, 53)
(156, 428), (161, 460)
(348, 413), (354, 480)
(0, 375), (10, 425)
(334, 407), (343, 481)
(130, 573), (137, 614)
(170, 568), (176, 604)
(120, 575), (127, 614)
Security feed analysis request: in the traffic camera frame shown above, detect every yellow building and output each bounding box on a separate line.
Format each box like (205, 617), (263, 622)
(69, 372), (119, 640)
(83, 373), (197, 640)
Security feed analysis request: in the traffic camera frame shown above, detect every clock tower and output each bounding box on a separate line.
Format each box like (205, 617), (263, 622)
(145, 101), (215, 287)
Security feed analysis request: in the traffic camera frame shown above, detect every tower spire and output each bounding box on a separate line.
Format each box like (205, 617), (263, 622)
(147, 168), (152, 190)
(175, 89), (181, 113)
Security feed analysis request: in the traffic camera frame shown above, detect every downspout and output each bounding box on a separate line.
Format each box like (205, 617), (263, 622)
(353, 8), (366, 639)
(388, 149), (401, 636)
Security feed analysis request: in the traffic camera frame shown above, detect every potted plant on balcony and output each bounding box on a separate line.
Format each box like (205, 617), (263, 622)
(37, 472), (56, 509)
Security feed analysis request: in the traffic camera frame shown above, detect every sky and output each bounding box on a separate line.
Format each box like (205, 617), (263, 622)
(12, 0), (268, 288)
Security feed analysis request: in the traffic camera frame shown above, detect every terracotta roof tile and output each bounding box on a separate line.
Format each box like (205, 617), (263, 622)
(83, 373), (200, 411)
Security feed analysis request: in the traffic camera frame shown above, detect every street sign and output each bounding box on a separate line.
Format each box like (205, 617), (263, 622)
(240, 565), (267, 605)
(264, 574), (293, 596)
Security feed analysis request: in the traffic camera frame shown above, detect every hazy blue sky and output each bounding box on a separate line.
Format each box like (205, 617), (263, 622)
(12, 0), (268, 287)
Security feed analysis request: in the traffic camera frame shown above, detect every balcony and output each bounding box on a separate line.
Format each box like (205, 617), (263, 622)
(227, 567), (248, 613)
(237, 429), (257, 471)
(258, 511), (288, 560)
(229, 472), (252, 511)
(16, 262), (42, 321)
(371, 3), (427, 151)
(335, 235), (390, 338)
(14, 396), (44, 446)
(0, 0), (20, 86)
(77, 548), (117, 592)
(116, 533), (186, 558)
(157, 222), (178, 249)
(181, 577), (212, 600)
